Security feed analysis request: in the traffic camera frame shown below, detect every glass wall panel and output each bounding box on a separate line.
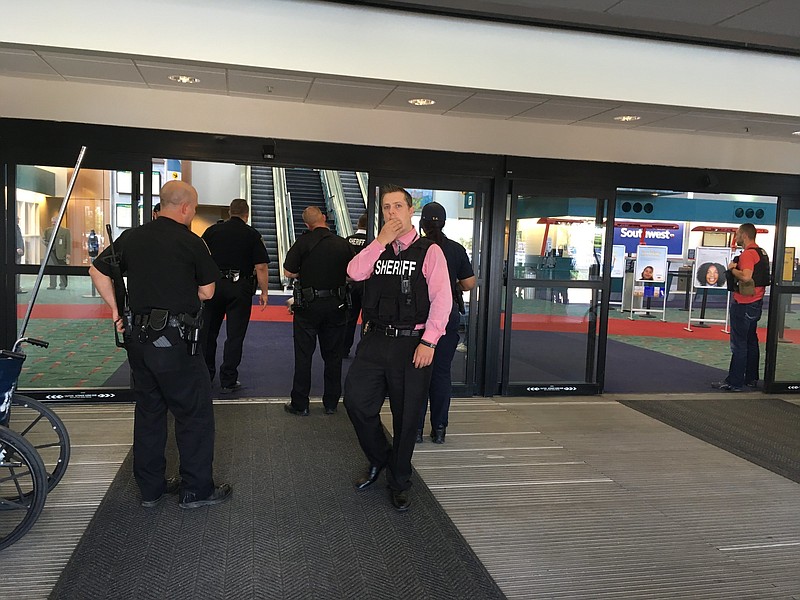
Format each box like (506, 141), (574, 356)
(16, 166), (111, 269)
(512, 196), (604, 282)
(508, 286), (600, 384)
(15, 274), (129, 391)
(774, 293), (800, 382)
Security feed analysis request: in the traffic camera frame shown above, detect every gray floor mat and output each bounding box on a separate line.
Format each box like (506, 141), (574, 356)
(50, 403), (506, 600)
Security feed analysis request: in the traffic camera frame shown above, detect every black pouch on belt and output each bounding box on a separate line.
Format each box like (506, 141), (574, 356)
(148, 309), (169, 332)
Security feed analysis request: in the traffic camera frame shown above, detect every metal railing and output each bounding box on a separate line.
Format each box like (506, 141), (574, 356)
(319, 170), (353, 238)
(272, 167), (294, 290)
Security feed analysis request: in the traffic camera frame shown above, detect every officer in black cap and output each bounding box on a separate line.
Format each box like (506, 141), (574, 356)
(415, 201), (475, 444)
(344, 185), (451, 512)
(201, 198), (271, 394)
(283, 206), (354, 416)
(89, 180), (231, 509)
(344, 212), (368, 357)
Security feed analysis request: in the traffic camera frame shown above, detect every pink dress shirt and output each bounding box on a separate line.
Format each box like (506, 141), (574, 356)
(347, 228), (451, 345)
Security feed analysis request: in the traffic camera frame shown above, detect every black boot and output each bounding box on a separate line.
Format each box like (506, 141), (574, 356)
(415, 429), (423, 444)
(430, 426), (446, 444)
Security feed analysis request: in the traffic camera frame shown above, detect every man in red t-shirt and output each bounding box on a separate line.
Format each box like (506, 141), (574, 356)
(712, 223), (767, 392)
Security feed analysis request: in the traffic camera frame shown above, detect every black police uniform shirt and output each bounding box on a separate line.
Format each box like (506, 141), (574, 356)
(439, 236), (474, 314)
(202, 216), (270, 274)
(93, 217), (218, 315)
(284, 227), (353, 290)
(346, 230), (367, 255)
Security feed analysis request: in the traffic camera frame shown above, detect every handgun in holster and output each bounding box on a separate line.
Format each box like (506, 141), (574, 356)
(179, 304), (204, 356)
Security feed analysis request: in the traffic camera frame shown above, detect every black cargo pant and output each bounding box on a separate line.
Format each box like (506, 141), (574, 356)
(344, 331), (432, 492)
(290, 298), (347, 411)
(126, 326), (216, 502)
(201, 277), (253, 388)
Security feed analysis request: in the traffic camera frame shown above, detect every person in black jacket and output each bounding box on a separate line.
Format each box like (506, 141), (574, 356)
(89, 180), (231, 509)
(201, 199), (271, 394)
(283, 206), (353, 416)
(415, 202), (475, 444)
(344, 212), (368, 357)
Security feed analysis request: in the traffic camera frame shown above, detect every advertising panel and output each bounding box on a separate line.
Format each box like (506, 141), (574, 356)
(693, 247), (731, 289)
(635, 245), (668, 282)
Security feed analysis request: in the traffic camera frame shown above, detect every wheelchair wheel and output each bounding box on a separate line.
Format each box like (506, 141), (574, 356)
(9, 395), (70, 493)
(0, 426), (47, 551)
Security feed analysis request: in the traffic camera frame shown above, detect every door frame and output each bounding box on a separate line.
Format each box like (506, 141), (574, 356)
(4, 155), (152, 401)
(500, 179), (616, 396)
(364, 172), (492, 397)
(764, 194), (800, 393)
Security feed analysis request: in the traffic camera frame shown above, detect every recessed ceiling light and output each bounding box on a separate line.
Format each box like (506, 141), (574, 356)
(408, 98), (436, 106)
(168, 75), (200, 84)
(614, 115), (641, 122)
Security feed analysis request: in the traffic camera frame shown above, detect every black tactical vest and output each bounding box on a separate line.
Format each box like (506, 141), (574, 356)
(362, 237), (433, 328)
(752, 247), (771, 287)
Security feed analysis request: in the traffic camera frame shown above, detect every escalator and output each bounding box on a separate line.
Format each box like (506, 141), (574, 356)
(249, 166), (282, 290)
(338, 171), (367, 230)
(284, 168), (331, 236)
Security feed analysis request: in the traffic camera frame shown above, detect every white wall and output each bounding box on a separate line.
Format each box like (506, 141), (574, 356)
(189, 162), (242, 207)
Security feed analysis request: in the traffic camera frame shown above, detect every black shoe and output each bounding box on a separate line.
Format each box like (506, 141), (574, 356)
(324, 407), (337, 415)
(430, 426), (446, 444)
(179, 483), (232, 509)
(745, 380), (759, 389)
(415, 429), (423, 444)
(141, 475), (181, 508)
(711, 381), (742, 392)
(390, 489), (410, 512)
(16, 289), (27, 294)
(284, 402), (309, 416)
(354, 465), (383, 490)
(219, 381), (242, 394)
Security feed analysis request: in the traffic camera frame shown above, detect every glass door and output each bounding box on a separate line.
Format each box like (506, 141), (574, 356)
(366, 174), (489, 397)
(7, 160), (151, 401)
(765, 196), (800, 393)
(502, 184), (613, 395)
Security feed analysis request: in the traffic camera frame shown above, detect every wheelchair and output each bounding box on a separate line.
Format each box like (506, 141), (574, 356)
(0, 337), (71, 551)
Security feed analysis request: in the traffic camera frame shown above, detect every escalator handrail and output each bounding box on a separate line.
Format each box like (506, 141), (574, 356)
(272, 167), (294, 289)
(320, 170), (353, 238)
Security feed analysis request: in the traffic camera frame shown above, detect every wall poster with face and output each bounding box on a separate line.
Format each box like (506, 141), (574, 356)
(634, 245), (668, 282)
(693, 247), (731, 289)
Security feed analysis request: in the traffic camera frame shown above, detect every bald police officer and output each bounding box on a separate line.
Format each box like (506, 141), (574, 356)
(89, 180), (231, 509)
(201, 199), (271, 394)
(283, 206), (354, 416)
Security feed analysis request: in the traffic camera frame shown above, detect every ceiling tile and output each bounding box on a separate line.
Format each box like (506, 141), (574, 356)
(0, 48), (60, 78)
(40, 52), (144, 84)
(579, 105), (683, 126)
(719, 0), (800, 37)
(444, 93), (548, 118)
(378, 87), (475, 114)
(512, 99), (619, 122)
(228, 70), (312, 100)
(135, 60), (227, 91)
(306, 79), (394, 107)
(636, 113), (741, 132)
(608, 0), (762, 25)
